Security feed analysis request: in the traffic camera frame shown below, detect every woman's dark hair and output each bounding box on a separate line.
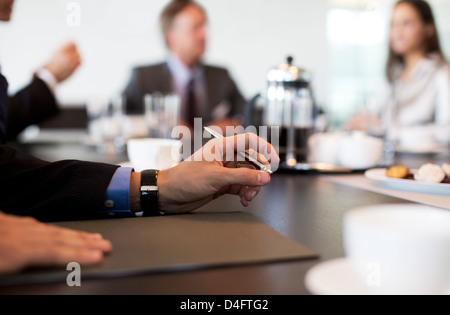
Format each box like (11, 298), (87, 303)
(386, 0), (445, 82)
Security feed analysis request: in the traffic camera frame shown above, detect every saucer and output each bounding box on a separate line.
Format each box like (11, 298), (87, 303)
(304, 258), (382, 295)
(396, 144), (447, 155)
(305, 258), (450, 295)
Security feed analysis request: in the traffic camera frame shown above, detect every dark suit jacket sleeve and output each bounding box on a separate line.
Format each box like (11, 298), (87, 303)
(6, 76), (59, 141)
(0, 146), (119, 222)
(123, 68), (144, 114)
(225, 71), (246, 120)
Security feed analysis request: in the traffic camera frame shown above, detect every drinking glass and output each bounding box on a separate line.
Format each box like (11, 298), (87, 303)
(144, 93), (181, 139)
(86, 95), (125, 156)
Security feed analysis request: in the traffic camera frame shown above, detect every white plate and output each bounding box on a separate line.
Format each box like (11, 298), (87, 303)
(396, 144), (447, 155)
(305, 258), (380, 295)
(365, 168), (450, 194)
(20, 129), (88, 144)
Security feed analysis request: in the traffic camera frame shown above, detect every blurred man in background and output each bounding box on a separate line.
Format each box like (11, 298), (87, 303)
(123, 0), (246, 133)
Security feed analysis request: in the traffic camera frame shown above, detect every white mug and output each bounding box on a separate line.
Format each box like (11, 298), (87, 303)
(308, 132), (344, 165)
(338, 132), (384, 169)
(343, 204), (450, 295)
(127, 138), (182, 172)
(398, 126), (437, 151)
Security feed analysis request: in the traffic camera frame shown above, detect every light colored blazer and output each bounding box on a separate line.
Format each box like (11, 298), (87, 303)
(372, 54), (450, 145)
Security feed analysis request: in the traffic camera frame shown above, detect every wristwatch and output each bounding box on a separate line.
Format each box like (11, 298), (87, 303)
(140, 170), (161, 217)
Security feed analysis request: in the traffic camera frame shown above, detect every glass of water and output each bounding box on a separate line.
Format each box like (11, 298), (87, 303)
(144, 93), (181, 139)
(87, 95), (125, 156)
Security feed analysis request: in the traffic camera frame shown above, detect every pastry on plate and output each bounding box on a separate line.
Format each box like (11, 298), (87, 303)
(442, 164), (450, 177)
(386, 165), (409, 179)
(414, 163), (446, 183)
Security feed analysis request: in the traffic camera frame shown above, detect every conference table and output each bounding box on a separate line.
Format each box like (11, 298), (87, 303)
(0, 131), (449, 295)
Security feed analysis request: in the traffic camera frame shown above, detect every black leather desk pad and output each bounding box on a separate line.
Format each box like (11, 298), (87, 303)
(0, 212), (318, 286)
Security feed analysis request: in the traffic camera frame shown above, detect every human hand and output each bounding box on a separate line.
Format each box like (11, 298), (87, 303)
(345, 112), (383, 132)
(43, 41), (81, 83)
(157, 133), (280, 214)
(0, 212), (112, 275)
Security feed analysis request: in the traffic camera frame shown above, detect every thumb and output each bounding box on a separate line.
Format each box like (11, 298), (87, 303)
(220, 167), (271, 187)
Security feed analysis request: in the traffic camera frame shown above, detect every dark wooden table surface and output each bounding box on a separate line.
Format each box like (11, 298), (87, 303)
(0, 138), (446, 295)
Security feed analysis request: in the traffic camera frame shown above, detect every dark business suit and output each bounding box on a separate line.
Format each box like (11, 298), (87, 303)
(0, 73), (7, 144)
(6, 76), (59, 141)
(123, 62), (246, 123)
(0, 146), (119, 222)
(0, 74), (118, 222)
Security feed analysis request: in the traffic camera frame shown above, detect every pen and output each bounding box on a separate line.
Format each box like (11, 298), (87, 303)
(203, 126), (273, 174)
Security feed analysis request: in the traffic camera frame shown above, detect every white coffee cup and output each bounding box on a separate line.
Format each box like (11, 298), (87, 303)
(338, 132), (384, 169)
(127, 138), (182, 171)
(308, 132), (344, 165)
(343, 204), (450, 295)
(399, 126), (437, 151)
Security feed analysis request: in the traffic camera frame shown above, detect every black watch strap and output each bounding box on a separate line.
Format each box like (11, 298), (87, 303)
(140, 170), (161, 217)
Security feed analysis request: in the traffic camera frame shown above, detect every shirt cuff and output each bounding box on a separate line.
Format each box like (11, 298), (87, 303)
(102, 167), (134, 216)
(35, 68), (58, 93)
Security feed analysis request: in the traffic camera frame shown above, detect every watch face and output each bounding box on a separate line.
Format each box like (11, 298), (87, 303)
(141, 185), (159, 192)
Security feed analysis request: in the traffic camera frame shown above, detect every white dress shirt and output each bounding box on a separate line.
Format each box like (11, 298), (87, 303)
(0, 64), (57, 94)
(372, 54), (450, 145)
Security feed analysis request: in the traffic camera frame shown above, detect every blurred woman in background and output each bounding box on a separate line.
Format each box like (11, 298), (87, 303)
(347, 0), (450, 148)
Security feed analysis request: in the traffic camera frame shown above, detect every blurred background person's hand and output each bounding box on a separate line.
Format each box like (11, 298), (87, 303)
(43, 41), (81, 83)
(345, 112), (384, 134)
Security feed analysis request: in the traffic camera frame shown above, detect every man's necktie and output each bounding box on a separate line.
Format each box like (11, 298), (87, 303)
(186, 79), (197, 128)
(0, 74), (8, 145)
